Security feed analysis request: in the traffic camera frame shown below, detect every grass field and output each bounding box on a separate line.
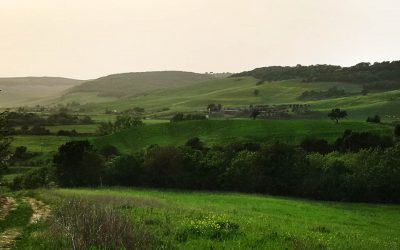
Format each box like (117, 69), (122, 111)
(21, 187), (400, 249)
(93, 119), (392, 153)
(56, 76), (400, 121)
(75, 77), (362, 115)
(12, 135), (93, 153)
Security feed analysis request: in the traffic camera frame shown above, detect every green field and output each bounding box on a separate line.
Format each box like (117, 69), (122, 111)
(93, 120), (392, 153)
(12, 135), (93, 153)
(56, 76), (400, 121)
(23, 187), (399, 249)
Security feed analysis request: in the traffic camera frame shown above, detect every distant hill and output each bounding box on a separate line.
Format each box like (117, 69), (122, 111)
(68, 71), (215, 98)
(0, 77), (84, 107)
(233, 61), (400, 91)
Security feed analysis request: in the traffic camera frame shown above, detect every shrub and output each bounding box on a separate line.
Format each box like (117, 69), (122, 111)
(53, 141), (105, 187)
(100, 144), (120, 159)
(105, 154), (144, 186)
(143, 146), (184, 188)
(395, 124), (400, 138)
(300, 138), (332, 154)
(49, 197), (153, 250)
(10, 166), (54, 190)
(366, 115), (381, 123)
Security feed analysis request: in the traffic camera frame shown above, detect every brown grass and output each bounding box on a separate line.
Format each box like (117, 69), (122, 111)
(49, 197), (154, 250)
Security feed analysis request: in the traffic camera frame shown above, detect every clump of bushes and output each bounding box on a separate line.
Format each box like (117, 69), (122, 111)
(49, 197), (154, 249)
(366, 115), (381, 123)
(170, 113), (207, 122)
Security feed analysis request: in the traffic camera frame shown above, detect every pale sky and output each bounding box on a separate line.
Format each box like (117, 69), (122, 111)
(1, 0), (400, 79)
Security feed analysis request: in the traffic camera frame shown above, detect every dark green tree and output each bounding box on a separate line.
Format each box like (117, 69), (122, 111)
(328, 108), (347, 123)
(53, 141), (105, 187)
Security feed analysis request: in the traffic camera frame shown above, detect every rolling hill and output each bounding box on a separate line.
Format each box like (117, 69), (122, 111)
(0, 77), (84, 107)
(67, 71), (215, 98)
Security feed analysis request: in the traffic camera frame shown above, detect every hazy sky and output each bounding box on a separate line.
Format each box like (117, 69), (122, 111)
(1, 0), (400, 79)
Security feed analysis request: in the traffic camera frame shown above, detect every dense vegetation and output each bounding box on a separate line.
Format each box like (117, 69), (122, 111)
(233, 61), (400, 91)
(13, 126), (399, 203)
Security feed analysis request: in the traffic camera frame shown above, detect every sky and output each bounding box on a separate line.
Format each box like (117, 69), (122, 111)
(1, 0), (400, 79)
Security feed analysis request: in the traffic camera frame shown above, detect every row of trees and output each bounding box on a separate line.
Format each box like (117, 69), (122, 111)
(97, 115), (144, 135)
(233, 61), (400, 89)
(12, 124), (399, 203)
(5, 111), (94, 127)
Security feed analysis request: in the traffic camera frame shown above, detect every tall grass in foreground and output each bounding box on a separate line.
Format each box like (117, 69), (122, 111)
(49, 197), (153, 250)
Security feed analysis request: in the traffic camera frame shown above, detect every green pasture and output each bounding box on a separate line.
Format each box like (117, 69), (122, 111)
(93, 119), (392, 153)
(33, 188), (400, 249)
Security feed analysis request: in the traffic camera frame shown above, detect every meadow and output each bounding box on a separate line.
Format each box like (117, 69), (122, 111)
(93, 119), (392, 153)
(11, 187), (400, 250)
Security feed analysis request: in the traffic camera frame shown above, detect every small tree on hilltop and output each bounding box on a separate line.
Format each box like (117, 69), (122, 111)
(328, 108), (347, 123)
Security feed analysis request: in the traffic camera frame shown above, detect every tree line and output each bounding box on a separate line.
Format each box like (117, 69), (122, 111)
(9, 125), (400, 203)
(233, 61), (400, 91)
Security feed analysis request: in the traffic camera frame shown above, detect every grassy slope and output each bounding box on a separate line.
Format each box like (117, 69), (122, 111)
(0, 77), (84, 107)
(81, 77), (362, 114)
(67, 71), (215, 98)
(93, 120), (391, 153)
(68, 76), (400, 121)
(47, 188), (400, 249)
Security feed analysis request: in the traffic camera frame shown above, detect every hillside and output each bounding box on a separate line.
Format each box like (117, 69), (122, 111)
(93, 120), (391, 152)
(0, 77), (84, 107)
(72, 76), (400, 121)
(79, 77), (360, 113)
(67, 71), (215, 98)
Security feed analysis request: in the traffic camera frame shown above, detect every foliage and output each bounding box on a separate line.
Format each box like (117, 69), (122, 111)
(53, 141), (105, 187)
(170, 113), (207, 122)
(10, 166), (54, 190)
(233, 61), (400, 89)
(49, 197), (153, 249)
(0, 112), (12, 173)
(98, 116), (143, 135)
(328, 108), (347, 123)
(366, 115), (381, 123)
(299, 86), (349, 100)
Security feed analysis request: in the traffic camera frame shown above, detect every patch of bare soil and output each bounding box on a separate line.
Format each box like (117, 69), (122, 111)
(0, 197), (17, 220)
(0, 228), (21, 250)
(23, 197), (51, 224)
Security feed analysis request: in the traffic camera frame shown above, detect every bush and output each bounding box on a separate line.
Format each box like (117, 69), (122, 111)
(300, 138), (332, 154)
(366, 115), (381, 123)
(100, 144), (120, 159)
(105, 154), (144, 186)
(395, 124), (400, 138)
(49, 197), (153, 250)
(53, 141), (105, 187)
(10, 166), (54, 190)
(143, 146), (184, 188)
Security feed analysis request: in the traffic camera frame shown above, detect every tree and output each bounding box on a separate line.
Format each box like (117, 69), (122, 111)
(53, 141), (105, 187)
(366, 115), (381, 123)
(99, 144), (120, 159)
(328, 108), (347, 123)
(253, 89), (260, 97)
(0, 112), (12, 173)
(250, 109), (260, 120)
(185, 137), (204, 150)
(395, 125), (400, 138)
(97, 121), (115, 135)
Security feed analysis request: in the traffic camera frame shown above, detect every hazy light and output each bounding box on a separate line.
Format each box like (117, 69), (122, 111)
(1, 0), (399, 79)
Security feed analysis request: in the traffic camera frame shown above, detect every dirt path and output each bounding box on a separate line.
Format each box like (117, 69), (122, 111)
(0, 197), (50, 249)
(0, 197), (17, 220)
(0, 228), (21, 250)
(24, 197), (50, 224)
